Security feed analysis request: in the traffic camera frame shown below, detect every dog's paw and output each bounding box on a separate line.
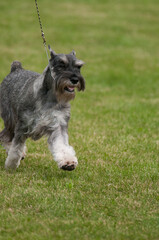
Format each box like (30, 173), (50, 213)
(5, 157), (20, 170)
(57, 155), (78, 171)
(61, 162), (77, 171)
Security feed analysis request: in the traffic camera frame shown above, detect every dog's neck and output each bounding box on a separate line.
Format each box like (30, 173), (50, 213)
(43, 65), (55, 91)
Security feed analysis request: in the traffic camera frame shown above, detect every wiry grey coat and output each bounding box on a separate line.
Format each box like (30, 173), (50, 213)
(0, 48), (85, 171)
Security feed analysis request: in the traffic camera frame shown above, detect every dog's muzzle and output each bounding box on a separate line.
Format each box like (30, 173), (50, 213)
(56, 72), (85, 102)
(64, 77), (79, 93)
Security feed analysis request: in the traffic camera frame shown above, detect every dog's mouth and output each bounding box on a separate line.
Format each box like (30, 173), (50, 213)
(64, 86), (75, 93)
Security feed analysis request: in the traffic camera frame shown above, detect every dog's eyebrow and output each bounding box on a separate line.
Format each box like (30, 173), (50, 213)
(59, 55), (68, 64)
(74, 60), (85, 67)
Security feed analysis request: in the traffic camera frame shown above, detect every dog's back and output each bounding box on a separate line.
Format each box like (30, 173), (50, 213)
(0, 61), (40, 142)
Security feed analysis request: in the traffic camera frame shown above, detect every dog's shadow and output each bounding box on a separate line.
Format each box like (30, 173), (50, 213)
(0, 143), (77, 184)
(9, 159), (75, 180)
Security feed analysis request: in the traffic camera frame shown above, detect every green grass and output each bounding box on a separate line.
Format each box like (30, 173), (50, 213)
(0, 0), (159, 239)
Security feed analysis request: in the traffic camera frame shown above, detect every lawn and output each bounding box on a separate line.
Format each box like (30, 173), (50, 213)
(0, 0), (159, 239)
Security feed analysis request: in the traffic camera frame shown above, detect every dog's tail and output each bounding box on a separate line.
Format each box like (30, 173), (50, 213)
(10, 61), (23, 73)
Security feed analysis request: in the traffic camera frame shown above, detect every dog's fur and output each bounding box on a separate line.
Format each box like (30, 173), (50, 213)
(0, 47), (85, 171)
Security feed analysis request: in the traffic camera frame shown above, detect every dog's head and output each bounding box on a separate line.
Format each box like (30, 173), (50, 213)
(48, 46), (85, 102)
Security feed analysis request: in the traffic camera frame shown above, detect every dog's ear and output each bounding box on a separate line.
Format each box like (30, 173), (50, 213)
(70, 50), (76, 57)
(48, 45), (57, 59)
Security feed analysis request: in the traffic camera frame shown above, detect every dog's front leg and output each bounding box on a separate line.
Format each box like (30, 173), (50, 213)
(5, 136), (26, 170)
(48, 126), (78, 171)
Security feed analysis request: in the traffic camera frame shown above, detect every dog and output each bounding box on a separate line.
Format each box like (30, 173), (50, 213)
(0, 46), (85, 171)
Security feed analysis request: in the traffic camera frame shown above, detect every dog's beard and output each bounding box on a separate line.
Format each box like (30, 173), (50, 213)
(55, 74), (85, 102)
(55, 79), (76, 102)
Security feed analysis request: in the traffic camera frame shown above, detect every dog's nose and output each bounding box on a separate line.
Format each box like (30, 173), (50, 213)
(71, 77), (79, 85)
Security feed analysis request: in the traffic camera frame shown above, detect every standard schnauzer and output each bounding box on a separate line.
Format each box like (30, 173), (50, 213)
(0, 46), (85, 171)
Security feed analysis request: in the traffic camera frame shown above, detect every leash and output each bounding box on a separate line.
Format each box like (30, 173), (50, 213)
(35, 0), (55, 80)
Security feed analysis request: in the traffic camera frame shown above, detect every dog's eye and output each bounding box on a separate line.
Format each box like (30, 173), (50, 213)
(59, 60), (67, 69)
(59, 61), (65, 67)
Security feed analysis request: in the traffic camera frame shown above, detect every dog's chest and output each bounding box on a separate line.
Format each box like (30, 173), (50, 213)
(30, 107), (70, 140)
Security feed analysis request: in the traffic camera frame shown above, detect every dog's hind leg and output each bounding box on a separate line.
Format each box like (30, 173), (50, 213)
(0, 129), (26, 159)
(2, 141), (12, 154)
(0, 128), (14, 154)
(5, 133), (27, 170)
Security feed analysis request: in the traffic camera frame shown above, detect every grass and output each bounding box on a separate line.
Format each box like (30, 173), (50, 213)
(0, 0), (159, 239)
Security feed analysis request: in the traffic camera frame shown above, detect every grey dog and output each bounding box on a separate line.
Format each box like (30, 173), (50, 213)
(0, 46), (85, 171)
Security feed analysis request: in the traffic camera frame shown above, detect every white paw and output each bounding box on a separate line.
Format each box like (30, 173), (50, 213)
(5, 156), (21, 170)
(56, 153), (78, 171)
